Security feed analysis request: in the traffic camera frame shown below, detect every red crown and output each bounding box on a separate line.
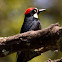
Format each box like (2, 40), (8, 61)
(25, 7), (35, 15)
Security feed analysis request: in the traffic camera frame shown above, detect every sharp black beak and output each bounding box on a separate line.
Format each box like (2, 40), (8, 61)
(38, 9), (46, 14)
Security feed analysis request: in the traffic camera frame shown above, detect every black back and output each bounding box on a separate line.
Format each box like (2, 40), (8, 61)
(17, 16), (41, 62)
(20, 16), (41, 33)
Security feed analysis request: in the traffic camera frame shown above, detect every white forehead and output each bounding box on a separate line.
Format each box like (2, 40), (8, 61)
(35, 8), (38, 10)
(35, 8), (38, 12)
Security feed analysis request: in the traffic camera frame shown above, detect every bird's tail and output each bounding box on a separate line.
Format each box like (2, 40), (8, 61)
(17, 51), (25, 62)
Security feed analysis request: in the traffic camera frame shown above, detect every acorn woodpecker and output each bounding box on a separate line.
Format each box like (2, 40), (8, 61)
(17, 7), (46, 62)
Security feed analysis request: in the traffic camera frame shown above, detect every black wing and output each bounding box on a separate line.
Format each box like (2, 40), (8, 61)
(17, 17), (41, 62)
(29, 19), (41, 31)
(20, 16), (41, 33)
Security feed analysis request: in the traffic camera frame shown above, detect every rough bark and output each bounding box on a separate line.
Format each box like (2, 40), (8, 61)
(45, 58), (62, 62)
(0, 23), (62, 57)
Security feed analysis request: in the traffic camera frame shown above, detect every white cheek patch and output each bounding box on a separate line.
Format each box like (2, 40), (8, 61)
(33, 13), (38, 18)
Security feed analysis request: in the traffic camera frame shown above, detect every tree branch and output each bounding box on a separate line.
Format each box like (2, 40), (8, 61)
(45, 58), (62, 62)
(0, 23), (62, 57)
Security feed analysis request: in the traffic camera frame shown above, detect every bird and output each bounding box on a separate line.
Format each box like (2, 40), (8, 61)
(17, 7), (46, 62)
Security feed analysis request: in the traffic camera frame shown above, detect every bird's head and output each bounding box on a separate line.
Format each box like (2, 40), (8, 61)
(25, 7), (46, 18)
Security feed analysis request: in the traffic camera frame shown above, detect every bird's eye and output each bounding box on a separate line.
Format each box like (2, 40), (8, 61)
(32, 9), (37, 14)
(34, 9), (37, 13)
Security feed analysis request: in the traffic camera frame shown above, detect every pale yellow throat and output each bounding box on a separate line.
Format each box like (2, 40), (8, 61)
(33, 13), (38, 18)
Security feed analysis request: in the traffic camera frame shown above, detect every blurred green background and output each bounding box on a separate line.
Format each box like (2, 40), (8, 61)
(0, 0), (62, 62)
